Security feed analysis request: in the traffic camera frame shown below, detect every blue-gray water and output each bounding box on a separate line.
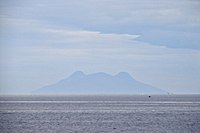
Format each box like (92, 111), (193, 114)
(0, 95), (200, 133)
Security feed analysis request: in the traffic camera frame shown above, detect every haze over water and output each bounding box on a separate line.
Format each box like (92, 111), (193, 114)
(1, 0), (200, 132)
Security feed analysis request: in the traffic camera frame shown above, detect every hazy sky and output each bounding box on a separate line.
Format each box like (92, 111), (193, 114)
(0, 0), (200, 94)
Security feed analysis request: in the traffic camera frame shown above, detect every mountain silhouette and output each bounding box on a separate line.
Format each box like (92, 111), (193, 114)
(33, 71), (167, 94)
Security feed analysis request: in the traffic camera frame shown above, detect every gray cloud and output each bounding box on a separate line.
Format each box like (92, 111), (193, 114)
(1, 0), (200, 94)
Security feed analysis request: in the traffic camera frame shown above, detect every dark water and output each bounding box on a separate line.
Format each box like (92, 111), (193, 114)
(0, 95), (200, 133)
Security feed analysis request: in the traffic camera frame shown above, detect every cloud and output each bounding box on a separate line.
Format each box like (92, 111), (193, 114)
(42, 28), (139, 42)
(0, 0), (200, 94)
(1, 0), (200, 49)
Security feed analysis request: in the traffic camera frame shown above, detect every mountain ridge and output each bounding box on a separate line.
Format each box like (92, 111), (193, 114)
(33, 71), (167, 94)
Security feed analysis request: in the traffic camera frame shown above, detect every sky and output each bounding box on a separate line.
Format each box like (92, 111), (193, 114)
(0, 0), (200, 94)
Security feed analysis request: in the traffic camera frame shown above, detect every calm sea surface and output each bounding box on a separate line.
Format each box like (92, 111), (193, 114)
(0, 95), (200, 133)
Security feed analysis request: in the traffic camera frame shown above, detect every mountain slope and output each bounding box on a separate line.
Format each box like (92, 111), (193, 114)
(33, 71), (167, 94)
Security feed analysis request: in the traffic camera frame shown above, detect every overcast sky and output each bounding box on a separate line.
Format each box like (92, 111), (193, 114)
(0, 0), (200, 94)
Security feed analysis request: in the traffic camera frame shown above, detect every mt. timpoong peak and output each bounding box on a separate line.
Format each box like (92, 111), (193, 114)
(33, 71), (167, 94)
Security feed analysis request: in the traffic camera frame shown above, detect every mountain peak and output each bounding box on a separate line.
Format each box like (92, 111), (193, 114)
(70, 71), (85, 78)
(115, 72), (134, 79)
(73, 71), (84, 75)
(33, 71), (167, 94)
(116, 72), (130, 76)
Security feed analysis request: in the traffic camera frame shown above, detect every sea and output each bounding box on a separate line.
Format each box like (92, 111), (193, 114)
(0, 95), (200, 133)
